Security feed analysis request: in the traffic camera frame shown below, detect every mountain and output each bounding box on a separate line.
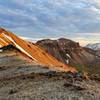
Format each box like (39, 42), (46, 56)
(86, 43), (100, 50)
(36, 38), (97, 71)
(0, 28), (76, 72)
(85, 43), (100, 74)
(0, 28), (100, 99)
(86, 43), (100, 57)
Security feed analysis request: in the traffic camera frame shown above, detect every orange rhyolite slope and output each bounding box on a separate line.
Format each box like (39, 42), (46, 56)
(0, 28), (76, 72)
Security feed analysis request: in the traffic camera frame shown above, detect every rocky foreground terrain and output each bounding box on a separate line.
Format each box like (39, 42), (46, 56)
(0, 50), (100, 100)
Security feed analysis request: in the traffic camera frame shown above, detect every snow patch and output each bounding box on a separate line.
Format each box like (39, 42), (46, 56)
(66, 54), (71, 58)
(65, 59), (69, 64)
(2, 33), (37, 61)
(86, 43), (100, 50)
(0, 49), (2, 52)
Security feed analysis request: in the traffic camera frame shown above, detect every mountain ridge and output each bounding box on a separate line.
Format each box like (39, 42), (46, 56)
(0, 28), (76, 72)
(86, 43), (100, 50)
(36, 38), (99, 73)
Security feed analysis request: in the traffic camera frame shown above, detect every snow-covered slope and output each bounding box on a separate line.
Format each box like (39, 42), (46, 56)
(86, 43), (100, 50)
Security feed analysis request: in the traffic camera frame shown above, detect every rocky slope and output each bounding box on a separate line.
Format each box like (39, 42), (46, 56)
(0, 28), (76, 72)
(0, 50), (100, 100)
(36, 38), (97, 70)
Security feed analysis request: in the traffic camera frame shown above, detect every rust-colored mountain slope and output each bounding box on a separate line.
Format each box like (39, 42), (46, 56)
(0, 28), (76, 72)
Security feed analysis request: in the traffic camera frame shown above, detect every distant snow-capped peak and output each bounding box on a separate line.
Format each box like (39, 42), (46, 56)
(86, 43), (100, 50)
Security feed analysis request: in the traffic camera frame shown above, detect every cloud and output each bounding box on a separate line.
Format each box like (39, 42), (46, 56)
(0, 0), (100, 44)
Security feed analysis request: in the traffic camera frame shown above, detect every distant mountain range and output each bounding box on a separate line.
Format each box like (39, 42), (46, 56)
(85, 43), (100, 57)
(86, 43), (100, 50)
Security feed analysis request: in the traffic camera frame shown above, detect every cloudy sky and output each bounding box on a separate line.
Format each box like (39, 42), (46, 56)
(0, 0), (100, 45)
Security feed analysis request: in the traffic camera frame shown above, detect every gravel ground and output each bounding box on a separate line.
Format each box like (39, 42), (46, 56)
(0, 51), (100, 100)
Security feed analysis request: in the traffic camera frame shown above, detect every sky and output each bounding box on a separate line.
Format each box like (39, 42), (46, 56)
(0, 0), (100, 46)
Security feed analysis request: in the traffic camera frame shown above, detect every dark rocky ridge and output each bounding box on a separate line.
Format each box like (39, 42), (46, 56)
(36, 38), (97, 71)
